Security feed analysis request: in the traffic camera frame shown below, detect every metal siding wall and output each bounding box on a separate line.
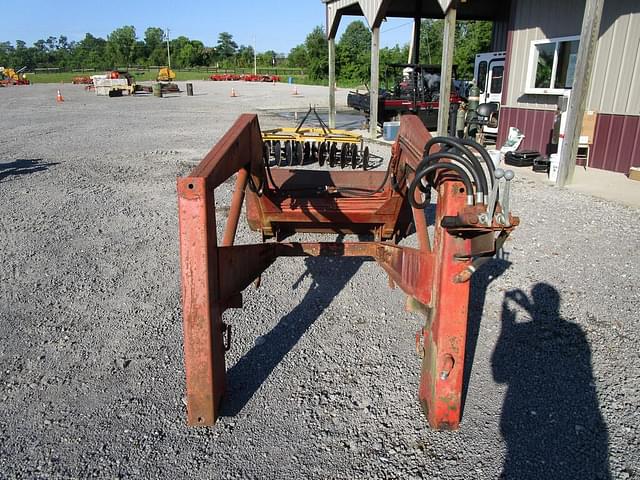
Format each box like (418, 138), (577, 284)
(491, 20), (509, 51)
(589, 9), (640, 115)
(498, 109), (640, 173)
(589, 114), (640, 172)
(505, 0), (584, 109)
(507, 0), (640, 115)
(497, 107), (556, 154)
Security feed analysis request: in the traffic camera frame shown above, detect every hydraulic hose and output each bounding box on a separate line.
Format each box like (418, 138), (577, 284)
(409, 161), (475, 209)
(417, 151), (485, 204)
(423, 136), (488, 202)
(456, 137), (496, 188)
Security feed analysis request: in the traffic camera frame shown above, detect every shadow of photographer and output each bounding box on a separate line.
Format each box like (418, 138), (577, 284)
(492, 283), (610, 479)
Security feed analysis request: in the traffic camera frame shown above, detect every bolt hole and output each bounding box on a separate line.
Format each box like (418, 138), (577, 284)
(197, 416), (204, 423)
(459, 187), (465, 193)
(188, 183), (194, 190)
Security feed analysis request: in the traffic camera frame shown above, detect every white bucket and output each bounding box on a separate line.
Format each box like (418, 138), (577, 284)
(549, 154), (560, 182)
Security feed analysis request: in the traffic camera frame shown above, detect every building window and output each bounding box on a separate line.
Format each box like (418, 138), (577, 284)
(526, 36), (579, 94)
(490, 65), (504, 94)
(477, 61), (488, 92)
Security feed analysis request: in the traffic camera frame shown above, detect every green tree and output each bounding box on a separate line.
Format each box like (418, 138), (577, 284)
(420, 19), (493, 79)
(174, 39), (206, 67)
(144, 27), (164, 52)
(287, 44), (307, 68)
(380, 44), (410, 87)
(236, 45), (254, 68)
(453, 21), (493, 78)
(169, 36), (190, 68)
(337, 21), (371, 82)
(0, 41), (15, 66)
(305, 26), (328, 80)
(257, 49), (278, 67)
(106, 26), (137, 67)
(144, 27), (167, 65)
(216, 32), (237, 59)
(12, 40), (34, 68)
(72, 33), (108, 69)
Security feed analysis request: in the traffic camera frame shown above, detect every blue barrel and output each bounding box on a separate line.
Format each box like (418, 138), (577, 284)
(288, 77), (293, 84)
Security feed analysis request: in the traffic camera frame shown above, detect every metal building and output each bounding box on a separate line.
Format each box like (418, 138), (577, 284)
(497, 0), (639, 174)
(324, 0), (638, 183)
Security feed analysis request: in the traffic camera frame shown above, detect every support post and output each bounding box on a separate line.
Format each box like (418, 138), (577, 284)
(556, 0), (604, 186)
(437, 6), (456, 137)
(370, 26), (381, 139)
(411, 0), (421, 64)
(328, 37), (336, 129)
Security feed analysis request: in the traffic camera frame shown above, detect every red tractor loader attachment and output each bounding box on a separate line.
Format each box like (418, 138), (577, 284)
(177, 113), (518, 429)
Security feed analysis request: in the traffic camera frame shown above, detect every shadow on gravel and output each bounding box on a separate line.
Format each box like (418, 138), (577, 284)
(462, 256), (512, 414)
(492, 284), (610, 479)
(221, 254), (365, 417)
(0, 159), (59, 182)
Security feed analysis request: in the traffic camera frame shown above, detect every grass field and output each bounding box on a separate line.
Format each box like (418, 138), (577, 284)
(25, 70), (364, 89)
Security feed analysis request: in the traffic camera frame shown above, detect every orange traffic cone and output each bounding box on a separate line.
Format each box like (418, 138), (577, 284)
(56, 90), (64, 102)
(230, 87), (238, 97)
(292, 85), (299, 96)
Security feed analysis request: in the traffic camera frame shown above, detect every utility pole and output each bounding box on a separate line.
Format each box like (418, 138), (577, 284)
(253, 36), (257, 76)
(166, 28), (171, 70)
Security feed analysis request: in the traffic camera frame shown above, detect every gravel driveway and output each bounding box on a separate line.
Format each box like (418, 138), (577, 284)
(1, 81), (638, 479)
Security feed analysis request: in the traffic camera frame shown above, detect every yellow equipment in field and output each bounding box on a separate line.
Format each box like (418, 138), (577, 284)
(0, 67), (29, 85)
(157, 67), (176, 82)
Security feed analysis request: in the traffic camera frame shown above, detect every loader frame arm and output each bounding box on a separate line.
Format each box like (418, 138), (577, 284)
(177, 114), (516, 428)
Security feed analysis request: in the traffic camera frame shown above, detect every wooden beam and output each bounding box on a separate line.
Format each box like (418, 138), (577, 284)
(370, 26), (380, 139)
(556, 0), (604, 186)
(409, 0), (421, 64)
(437, 6), (456, 136)
(328, 37), (336, 129)
(438, 0), (454, 13)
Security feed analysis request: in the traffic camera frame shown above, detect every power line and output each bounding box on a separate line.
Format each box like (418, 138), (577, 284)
(381, 21), (413, 34)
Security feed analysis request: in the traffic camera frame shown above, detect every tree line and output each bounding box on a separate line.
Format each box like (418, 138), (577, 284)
(0, 20), (492, 81)
(0, 27), (282, 71)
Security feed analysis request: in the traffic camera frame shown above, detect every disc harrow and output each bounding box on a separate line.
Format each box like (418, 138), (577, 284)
(262, 106), (370, 170)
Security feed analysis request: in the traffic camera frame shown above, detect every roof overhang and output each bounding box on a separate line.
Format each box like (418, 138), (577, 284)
(324, 0), (511, 39)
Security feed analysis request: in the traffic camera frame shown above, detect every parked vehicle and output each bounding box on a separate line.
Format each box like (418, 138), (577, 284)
(473, 51), (506, 138)
(347, 64), (463, 131)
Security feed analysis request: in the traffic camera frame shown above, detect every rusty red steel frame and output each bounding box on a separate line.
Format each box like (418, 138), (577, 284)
(177, 113), (517, 429)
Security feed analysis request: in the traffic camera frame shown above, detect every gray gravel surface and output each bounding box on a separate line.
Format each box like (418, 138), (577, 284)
(1, 81), (638, 479)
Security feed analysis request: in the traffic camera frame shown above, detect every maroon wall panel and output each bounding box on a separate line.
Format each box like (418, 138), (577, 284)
(497, 107), (556, 154)
(497, 109), (640, 174)
(590, 114), (640, 173)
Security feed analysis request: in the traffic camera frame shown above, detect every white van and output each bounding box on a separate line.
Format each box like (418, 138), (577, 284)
(473, 51), (506, 137)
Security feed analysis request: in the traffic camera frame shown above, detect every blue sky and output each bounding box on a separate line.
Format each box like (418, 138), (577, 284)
(2, 1), (414, 53)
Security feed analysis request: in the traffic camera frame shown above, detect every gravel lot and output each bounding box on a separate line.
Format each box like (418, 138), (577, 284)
(1, 81), (638, 479)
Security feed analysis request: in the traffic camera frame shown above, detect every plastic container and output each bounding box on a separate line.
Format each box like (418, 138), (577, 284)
(382, 121), (400, 141)
(288, 76), (293, 84)
(548, 153), (560, 182)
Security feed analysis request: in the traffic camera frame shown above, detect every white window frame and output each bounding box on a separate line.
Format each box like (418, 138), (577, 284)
(525, 35), (580, 95)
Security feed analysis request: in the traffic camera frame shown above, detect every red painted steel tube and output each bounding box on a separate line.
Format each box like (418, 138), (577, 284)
(222, 168), (249, 247)
(177, 114), (264, 426)
(177, 177), (227, 426)
(418, 180), (472, 430)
